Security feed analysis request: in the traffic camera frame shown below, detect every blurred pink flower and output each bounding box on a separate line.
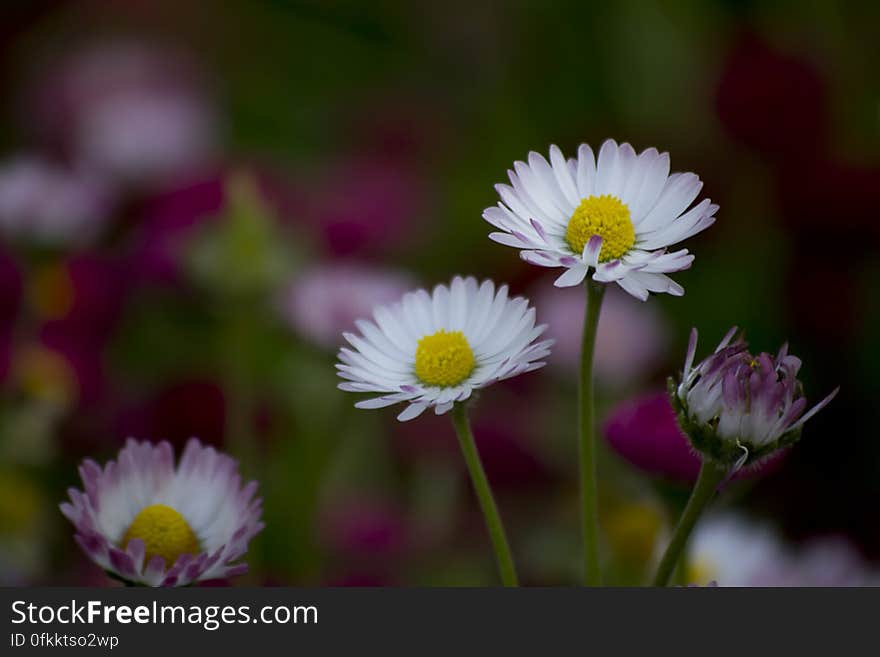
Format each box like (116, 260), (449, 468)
(318, 494), (407, 586)
(319, 496), (408, 558)
(392, 391), (554, 490)
(0, 156), (113, 247)
(280, 262), (413, 349)
(26, 255), (130, 408)
(305, 155), (426, 257)
(113, 379), (227, 450)
(715, 30), (828, 161)
(28, 41), (219, 189)
(533, 280), (669, 388)
(603, 391), (701, 483)
(38, 254), (129, 342)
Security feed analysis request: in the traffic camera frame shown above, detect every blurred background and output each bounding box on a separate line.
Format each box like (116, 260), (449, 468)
(0, 0), (878, 586)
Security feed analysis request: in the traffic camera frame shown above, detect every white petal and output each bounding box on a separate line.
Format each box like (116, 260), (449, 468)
(397, 402), (428, 422)
(554, 265), (588, 287)
(549, 144), (579, 206)
(575, 144), (596, 198)
(595, 139), (621, 195)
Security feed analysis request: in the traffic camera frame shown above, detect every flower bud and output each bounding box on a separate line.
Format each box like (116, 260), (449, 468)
(671, 327), (837, 468)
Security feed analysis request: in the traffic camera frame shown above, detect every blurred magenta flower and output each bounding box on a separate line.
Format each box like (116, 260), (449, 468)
(280, 262), (413, 349)
(470, 403), (555, 489)
(37, 254), (129, 341)
(114, 379), (227, 450)
(0, 247), (22, 383)
(132, 170), (297, 287)
(29, 41), (219, 189)
(0, 156), (113, 248)
(61, 438), (263, 587)
(1, 254), (127, 409)
(319, 496), (408, 558)
(716, 30), (828, 161)
(131, 176), (224, 285)
(604, 391), (787, 484)
(319, 495), (408, 587)
(392, 393), (554, 490)
(29, 254), (130, 408)
(533, 279), (669, 387)
(603, 391), (701, 482)
(305, 154), (427, 257)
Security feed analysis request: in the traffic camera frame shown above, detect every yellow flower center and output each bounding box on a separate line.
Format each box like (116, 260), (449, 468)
(604, 503), (664, 565)
(565, 195), (635, 262)
(122, 504), (200, 566)
(28, 263), (74, 320)
(15, 345), (78, 408)
(686, 558), (717, 586)
(0, 471), (42, 535)
(414, 330), (475, 387)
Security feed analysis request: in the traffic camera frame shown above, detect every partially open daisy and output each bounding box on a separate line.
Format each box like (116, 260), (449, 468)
(482, 139), (717, 300)
(654, 328), (838, 587)
(60, 438), (263, 587)
(673, 327), (839, 467)
(337, 276), (552, 422)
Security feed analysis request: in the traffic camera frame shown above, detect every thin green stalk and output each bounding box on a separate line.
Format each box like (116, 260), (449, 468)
(653, 461), (728, 586)
(225, 307), (256, 468)
(451, 403), (519, 587)
(579, 280), (605, 585)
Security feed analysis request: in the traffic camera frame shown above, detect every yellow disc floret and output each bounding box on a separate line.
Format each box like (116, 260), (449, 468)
(565, 194), (635, 262)
(414, 329), (475, 387)
(122, 504), (200, 566)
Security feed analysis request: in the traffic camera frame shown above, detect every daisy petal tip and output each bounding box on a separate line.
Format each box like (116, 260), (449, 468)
(553, 266), (588, 288)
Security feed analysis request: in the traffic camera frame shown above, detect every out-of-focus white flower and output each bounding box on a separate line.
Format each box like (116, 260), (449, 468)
(533, 279), (668, 387)
(482, 140), (717, 299)
(769, 537), (880, 587)
(0, 156), (113, 248)
(76, 90), (218, 187)
(689, 514), (880, 587)
(281, 263), (413, 349)
(688, 514), (786, 586)
(30, 41), (219, 189)
(337, 276), (552, 421)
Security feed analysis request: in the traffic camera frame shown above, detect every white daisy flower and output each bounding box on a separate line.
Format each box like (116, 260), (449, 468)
(482, 139), (718, 300)
(337, 276), (553, 421)
(688, 513), (787, 586)
(60, 438), (263, 587)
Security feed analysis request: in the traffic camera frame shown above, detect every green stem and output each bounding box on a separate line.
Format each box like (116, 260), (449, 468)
(224, 307), (256, 467)
(451, 403), (519, 587)
(578, 280), (605, 585)
(653, 461), (728, 586)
